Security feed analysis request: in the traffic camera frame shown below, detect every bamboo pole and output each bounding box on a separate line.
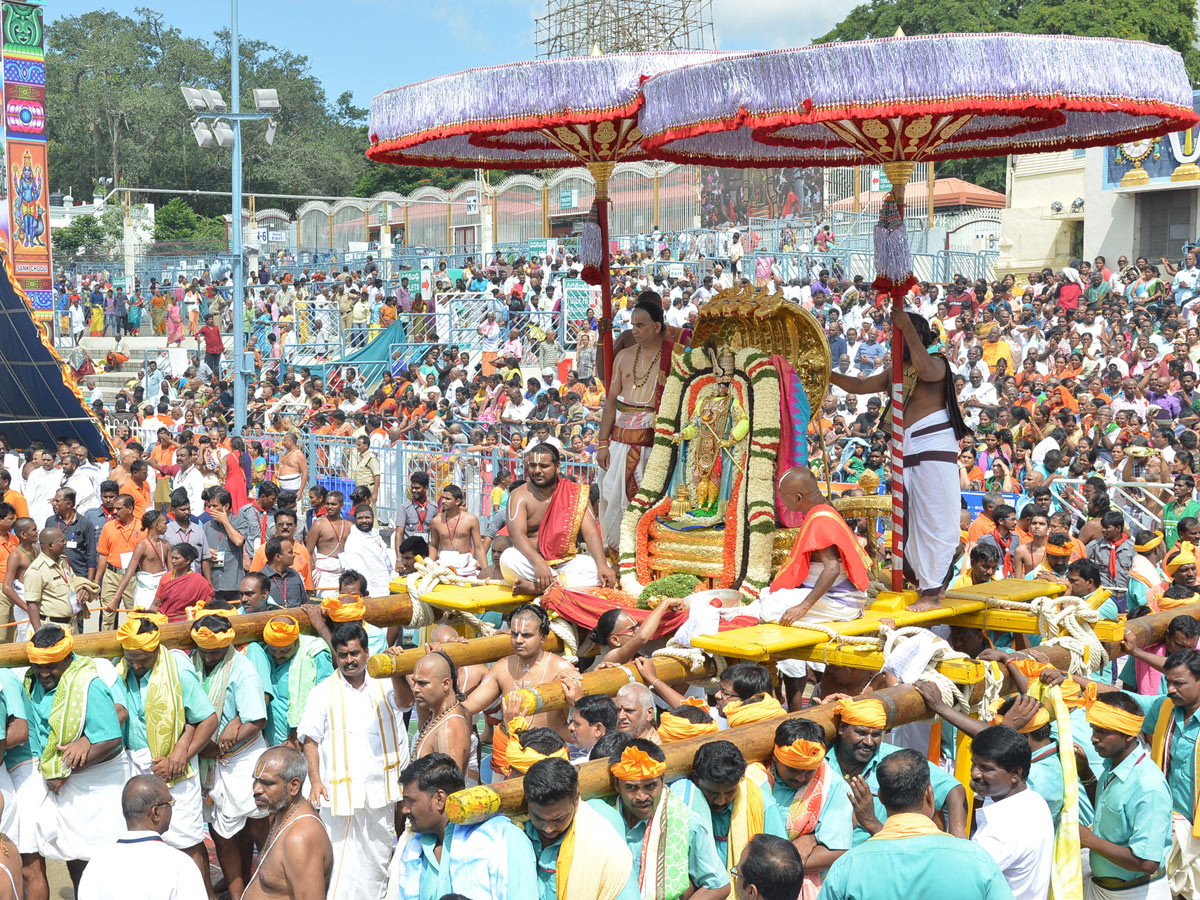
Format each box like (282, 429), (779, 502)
(366, 632), (564, 679)
(447, 683), (931, 824)
(503, 656), (709, 717)
(1120, 602), (1200, 650)
(2, 594), (415, 668)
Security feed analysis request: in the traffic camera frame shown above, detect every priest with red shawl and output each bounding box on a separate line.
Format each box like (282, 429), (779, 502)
(499, 443), (616, 594)
(752, 467), (870, 627)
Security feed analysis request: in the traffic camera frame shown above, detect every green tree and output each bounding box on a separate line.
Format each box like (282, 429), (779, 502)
(52, 215), (108, 257)
(153, 197), (200, 242)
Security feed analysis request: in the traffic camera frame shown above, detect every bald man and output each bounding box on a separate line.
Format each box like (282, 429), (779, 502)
(409, 652), (473, 777)
(752, 467), (871, 628)
(615, 682), (660, 744)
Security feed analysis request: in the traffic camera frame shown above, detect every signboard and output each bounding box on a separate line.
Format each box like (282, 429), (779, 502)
(666, 263), (685, 279)
(253, 228), (269, 243)
(465, 195), (479, 214)
(528, 237), (558, 258)
(559, 188), (578, 210)
(268, 230), (287, 243)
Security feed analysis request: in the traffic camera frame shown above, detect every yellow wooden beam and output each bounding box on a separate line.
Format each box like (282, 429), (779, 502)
(782, 643), (994, 684)
(402, 582), (525, 614)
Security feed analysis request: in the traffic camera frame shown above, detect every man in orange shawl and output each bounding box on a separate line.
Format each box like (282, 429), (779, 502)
(750, 467), (870, 628)
(499, 443), (616, 594)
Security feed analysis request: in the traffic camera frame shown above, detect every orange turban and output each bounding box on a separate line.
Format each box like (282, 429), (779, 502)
(1045, 542), (1074, 559)
(190, 623), (236, 650)
(679, 697), (712, 713)
(1084, 693), (1144, 736)
(128, 610), (169, 627)
(263, 615), (301, 647)
(27, 633), (74, 665)
(657, 712), (719, 743)
(1059, 679), (1095, 709)
(724, 694), (786, 728)
(836, 697), (888, 729)
(609, 745), (666, 781)
(1010, 659), (1050, 681)
(322, 594), (366, 622)
(117, 620), (160, 652)
(988, 696), (1051, 734)
(774, 739), (826, 770)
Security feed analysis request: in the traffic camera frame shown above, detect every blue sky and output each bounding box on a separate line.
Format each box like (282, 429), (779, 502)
(48, 1), (842, 109)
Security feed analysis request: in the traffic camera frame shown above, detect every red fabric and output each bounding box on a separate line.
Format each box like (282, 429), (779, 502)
(537, 478), (590, 565)
(541, 585), (689, 637)
(1108, 534), (1129, 580)
(773, 354), (804, 529)
(197, 325), (224, 354)
(771, 504), (870, 593)
(154, 571), (214, 622)
(224, 449), (249, 514)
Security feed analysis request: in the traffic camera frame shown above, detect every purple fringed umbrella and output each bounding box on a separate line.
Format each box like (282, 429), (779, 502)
(635, 32), (1198, 593)
(367, 51), (730, 384)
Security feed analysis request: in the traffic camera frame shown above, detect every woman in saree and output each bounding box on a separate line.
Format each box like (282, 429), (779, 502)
(150, 543), (213, 622)
(166, 296), (184, 346)
(150, 290), (168, 335)
(126, 292), (144, 336)
(89, 298), (105, 337)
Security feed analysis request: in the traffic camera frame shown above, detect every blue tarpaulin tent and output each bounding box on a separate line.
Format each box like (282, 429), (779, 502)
(0, 254), (114, 458)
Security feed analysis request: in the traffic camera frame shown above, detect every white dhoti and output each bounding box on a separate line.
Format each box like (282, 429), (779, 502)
(435, 549), (478, 577)
(203, 734), (269, 839)
(39, 751), (130, 861)
(130, 748), (206, 849)
(313, 552), (344, 597)
(322, 805), (395, 900)
(598, 402), (655, 552)
(134, 569), (165, 610)
(1168, 811), (1200, 898)
(498, 546), (599, 589)
(1085, 876), (1171, 900)
(6, 759), (45, 854)
(279, 472), (304, 492)
(902, 409), (962, 592)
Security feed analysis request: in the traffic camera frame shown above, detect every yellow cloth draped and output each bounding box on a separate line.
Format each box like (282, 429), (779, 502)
(507, 739), (569, 774)
(1152, 700), (1200, 839)
(868, 812), (942, 841)
(116, 648), (191, 786)
(724, 694), (786, 728)
(28, 633), (73, 664)
(263, 615), (300, 646)
(190, 626), (235, 649)
(556, 799), (633, 900)
(117, 620), (161, 651)
(1028, 680), (1084, 900)
(725, 776), (766, 882)
(657, 713), (718, 743)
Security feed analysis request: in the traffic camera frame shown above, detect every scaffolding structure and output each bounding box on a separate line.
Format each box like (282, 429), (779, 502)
(534, 0), (715, 58)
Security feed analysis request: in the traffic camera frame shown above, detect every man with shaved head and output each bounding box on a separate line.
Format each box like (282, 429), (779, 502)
(244, 746), (332, 900)
(78, 774), (207, 900)
(409, 651), (473, 776)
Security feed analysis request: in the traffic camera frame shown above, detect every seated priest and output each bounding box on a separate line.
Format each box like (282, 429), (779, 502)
(499, 443), (616, 594)
(750, 466), (870, 627)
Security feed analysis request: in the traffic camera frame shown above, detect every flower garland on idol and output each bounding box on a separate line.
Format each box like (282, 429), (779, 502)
(619, 347), (780, 602)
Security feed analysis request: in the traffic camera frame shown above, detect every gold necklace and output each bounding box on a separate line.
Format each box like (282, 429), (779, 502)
(631, 343), (663, 390)
(415, 700), (461, 754)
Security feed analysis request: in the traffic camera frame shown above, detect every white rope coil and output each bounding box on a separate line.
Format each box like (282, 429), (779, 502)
(651, 643), (728, 689)
(983, 594), (1108, 675)
(545, 615), (579, 665)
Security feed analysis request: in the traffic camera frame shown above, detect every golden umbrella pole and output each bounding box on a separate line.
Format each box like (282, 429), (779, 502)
(1, 594), (415, 668)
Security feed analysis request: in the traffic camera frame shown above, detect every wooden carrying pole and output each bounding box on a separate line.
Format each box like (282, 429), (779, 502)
(1121, 602), (1200, 649)
(505, 656), (710, 716)
(367, 633), (564, 679)
(447, 683), (932, 825)
(0, 594), (416, 668)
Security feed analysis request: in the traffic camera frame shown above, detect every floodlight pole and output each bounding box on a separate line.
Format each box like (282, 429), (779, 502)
(230, 0), (245, 435)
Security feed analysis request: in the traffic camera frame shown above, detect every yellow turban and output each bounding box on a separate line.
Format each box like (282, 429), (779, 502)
(1084, 693), (1145, 736)
(27, 633), (74, 665)
(988, 696), (1051, 734)
(724, 694), (787, 728)
(263, 615), (301, 647)
(836, 697), (888, 729)
(1136, 531), (1164, 553)
(657, 712), (719, 743)
(1059, 679), (1095, 709)
(1166, 544), (1196, 578)
(322, 594), (366, 622)
(609, 745), (666, 781)
(117, 619), (160, 652)
(190, 623), (236, 650)
(128, 610), (169, 627)
(507, 737), (569, 774)
(774, 739), (826, 770)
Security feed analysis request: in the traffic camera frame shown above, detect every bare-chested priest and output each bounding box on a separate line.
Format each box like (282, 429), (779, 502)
(462, 603), (579, 758)
(829, 310), (969, 610)
(304, 491), (350, 598)
(498, 444), (615, 594)
(409, 650), (473, 777)
(428, 484), (486, 577)
(243, 745), (332, 900)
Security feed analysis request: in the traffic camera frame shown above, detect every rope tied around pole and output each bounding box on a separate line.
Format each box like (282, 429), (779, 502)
(980, 594), (1108, 675)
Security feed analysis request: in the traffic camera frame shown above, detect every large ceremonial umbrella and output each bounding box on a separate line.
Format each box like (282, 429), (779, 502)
(367, 51), (729, 383)
(634, 33), (1198, 589)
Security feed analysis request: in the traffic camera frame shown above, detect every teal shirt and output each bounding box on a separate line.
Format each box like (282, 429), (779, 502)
(408, 820), (538, 900)
(825, 742), (961, 845)
(28, 677), (124, 751)
(245, 641), (334, 746)
(818, 830), (1014, 900)
(611, 793), (731, 894)
(523, 815), (640, 900)
(668, 777), (714, 834)
(194, 649), (267, 732)
(0, 669), (34, 768)
(771, 761), (855, 853)
(1090, 749), (1173, 882)
(1062, 708), (1103, 774)
(118, 654), (215, 752)
(707, 783), (788, 864)
(1135, 693), (1200, 820)
(1028, 743), (1094, 829)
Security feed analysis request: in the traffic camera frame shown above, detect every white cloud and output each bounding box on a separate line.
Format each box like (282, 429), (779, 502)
(711, 0), (847, 50)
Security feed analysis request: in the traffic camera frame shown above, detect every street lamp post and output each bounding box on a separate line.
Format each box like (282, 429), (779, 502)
(181, 0), (278, 435)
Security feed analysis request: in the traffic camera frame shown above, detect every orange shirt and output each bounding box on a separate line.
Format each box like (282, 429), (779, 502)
(0, 533), (17, 582)
(2, 490), (27, 519)
(125, 479), (153, 521)
(96, 519), (143, 568)
(150, 445), (175, 470)
(250, 542), (313, 589)
(966, 513), (995, 545)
